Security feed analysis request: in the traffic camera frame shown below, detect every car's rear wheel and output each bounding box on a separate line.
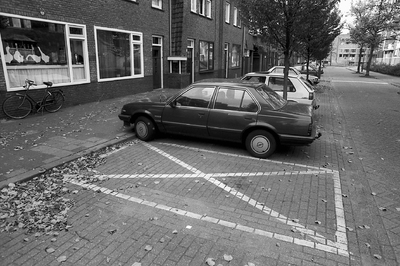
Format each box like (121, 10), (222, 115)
(134, 116), (156, 141)
(245, 130), (276, 158)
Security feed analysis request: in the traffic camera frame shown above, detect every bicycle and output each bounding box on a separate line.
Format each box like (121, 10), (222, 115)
(2, 79), (65, 119)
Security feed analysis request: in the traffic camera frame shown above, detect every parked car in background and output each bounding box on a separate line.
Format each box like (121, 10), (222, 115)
(267, 66), (319, 85)
(118, 81), (320, 158)
(294, 64), (323, 76)
(241, 72), (319, 109)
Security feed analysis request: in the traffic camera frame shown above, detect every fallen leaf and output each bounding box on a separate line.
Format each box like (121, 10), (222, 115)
(144, 245), (152, 251)
(373, 254), (382, 260)
(46, 247), (55, 253)
(205, 258), (216, 266)
(57, 255), (67, 262)
(223, 254), (233, 261)
(365, 243), (371, 248)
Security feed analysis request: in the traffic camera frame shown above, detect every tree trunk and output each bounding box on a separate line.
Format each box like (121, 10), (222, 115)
(356, 44), (363, 73)
(365, 44), (375, 77)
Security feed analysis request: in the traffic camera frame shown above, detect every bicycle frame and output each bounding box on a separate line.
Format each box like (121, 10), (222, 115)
(16, 81), (57, 112)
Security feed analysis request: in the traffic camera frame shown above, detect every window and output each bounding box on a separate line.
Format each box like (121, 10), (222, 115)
(268, 77), (295, 92)
(214, 88), (258, 112)
(199, 41), (214, 71)
(233, 7), (238, 26)
(231, 44), (241, 67)
(192, 0), (212, 18)
(152, 0), (162, 9)
(95, 27), (143, 81)
(175, 86), (215, 108)
(0, 15), (89, 90)
(225, 2), (230, 23)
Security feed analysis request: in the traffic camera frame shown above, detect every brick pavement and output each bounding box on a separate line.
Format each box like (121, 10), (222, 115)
(1, 67), (400, 265)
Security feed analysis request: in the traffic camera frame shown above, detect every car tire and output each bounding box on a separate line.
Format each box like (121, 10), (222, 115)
(245, 130), (276, 158)
(134, 116), (156, 141)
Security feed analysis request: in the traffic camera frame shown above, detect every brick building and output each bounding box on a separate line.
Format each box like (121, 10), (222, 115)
(0, 0), (278, 118)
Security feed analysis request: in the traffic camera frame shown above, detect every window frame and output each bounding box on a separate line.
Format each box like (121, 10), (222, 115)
(0, 12), (90, 91)
(192, 0), (212, 18)
(94, 26), (144, 82)
(199, 40), (214, 72)
(233, 7), (238, 26)
(225, 2), (231, 23)
(231, 44), (241, 68)
(152, 0), (162, 9)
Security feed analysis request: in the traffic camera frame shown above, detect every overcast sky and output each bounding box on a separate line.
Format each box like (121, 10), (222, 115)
(339, 0), (353, 33)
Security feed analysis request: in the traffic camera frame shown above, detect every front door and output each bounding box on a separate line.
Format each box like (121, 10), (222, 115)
(152, 46), (161, 89)
(187, 39), (194, 83)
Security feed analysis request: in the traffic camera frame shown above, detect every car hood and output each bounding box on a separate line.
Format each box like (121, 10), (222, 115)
(279, 101), (313, 116)
(132, 93), (172, 103)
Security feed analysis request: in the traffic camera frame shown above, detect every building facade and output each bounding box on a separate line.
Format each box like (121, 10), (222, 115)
(0, 0), (278, 119)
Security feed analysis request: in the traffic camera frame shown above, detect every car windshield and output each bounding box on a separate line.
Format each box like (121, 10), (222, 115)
(255, 84), (287, 110)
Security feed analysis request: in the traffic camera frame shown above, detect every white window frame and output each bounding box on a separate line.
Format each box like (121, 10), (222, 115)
(152, 0), (162, 9)
(233, 7), (238, 26)
(225, 2), (231, 23)
(191, 0), (197, 12)
(94, 26), (144, 82)
(205, 0), (212, 18)
(0, 12), (90, 91)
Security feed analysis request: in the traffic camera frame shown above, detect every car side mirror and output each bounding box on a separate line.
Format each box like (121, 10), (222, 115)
(170, 100), (177, 108)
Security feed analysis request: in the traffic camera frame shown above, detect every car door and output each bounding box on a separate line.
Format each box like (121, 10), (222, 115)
(162, 86), (215, 137)
(207, 87), (259, 142)
(266, 76), (303, 103)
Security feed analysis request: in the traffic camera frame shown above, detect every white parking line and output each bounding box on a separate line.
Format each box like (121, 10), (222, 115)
(67, 141), (349, 257)
(332, 80), (388, 85)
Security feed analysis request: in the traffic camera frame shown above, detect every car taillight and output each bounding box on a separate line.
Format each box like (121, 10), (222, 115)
(308, 122), (313, 136)
(309, 92), (314, 100)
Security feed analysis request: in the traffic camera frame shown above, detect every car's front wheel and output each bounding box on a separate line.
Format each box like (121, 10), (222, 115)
(134, 116), (156, 141)
(245, 130), (276, 158)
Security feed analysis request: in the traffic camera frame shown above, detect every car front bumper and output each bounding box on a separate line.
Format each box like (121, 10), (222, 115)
(118, 114), (132, 127)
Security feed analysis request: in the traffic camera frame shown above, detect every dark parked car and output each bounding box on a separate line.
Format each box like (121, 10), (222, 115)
(118, 81), (320, 158)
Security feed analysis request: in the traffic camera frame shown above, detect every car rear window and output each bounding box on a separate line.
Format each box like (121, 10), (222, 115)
(255, 85), (287, 110)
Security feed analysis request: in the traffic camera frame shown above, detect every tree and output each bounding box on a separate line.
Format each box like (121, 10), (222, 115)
(349, 0), (400, 76)
(298, 3), (342, 78)
(234, 0), (340, 99)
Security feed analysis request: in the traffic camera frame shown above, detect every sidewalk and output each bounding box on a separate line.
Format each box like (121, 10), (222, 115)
(345, 65), (400, 88)
(0, 88), (177, 188)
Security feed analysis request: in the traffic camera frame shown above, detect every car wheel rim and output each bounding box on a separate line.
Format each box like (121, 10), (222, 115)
(251, 135), (270, 155)
(136, 121), (148, 138)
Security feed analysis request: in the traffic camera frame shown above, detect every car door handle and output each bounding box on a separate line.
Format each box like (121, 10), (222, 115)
(244, 116), (255, 121)
(198, 113), (205, 118)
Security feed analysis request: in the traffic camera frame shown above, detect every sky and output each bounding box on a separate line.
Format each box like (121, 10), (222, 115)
(338, 0), (354, 34)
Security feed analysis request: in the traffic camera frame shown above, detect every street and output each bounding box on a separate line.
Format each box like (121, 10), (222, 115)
(1, 66), (400, 266)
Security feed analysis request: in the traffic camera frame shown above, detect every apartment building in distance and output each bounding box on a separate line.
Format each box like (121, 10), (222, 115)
(0, 0), (279, 118)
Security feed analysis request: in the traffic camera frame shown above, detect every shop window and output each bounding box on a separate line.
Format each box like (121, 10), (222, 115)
(231, 44), (240, 67)
(199, 40), (214, 71)
(95, 27), (143, 81)
(0, 15), (89, 90)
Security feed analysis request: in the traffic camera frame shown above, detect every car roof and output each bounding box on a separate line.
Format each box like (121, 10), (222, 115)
(244, 72), (300, 78)
(193, 79), (265, 89)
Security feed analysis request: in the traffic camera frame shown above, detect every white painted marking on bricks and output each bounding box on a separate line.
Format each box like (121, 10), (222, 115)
(68, 179), (347, 257)
(96, 141), (348, 256)
(140, 142), (346, 252)
(332, 80), (388, 85)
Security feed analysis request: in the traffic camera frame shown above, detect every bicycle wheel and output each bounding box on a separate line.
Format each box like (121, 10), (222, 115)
(2, 95), (32, 119)
(44, 91), (64, 113)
